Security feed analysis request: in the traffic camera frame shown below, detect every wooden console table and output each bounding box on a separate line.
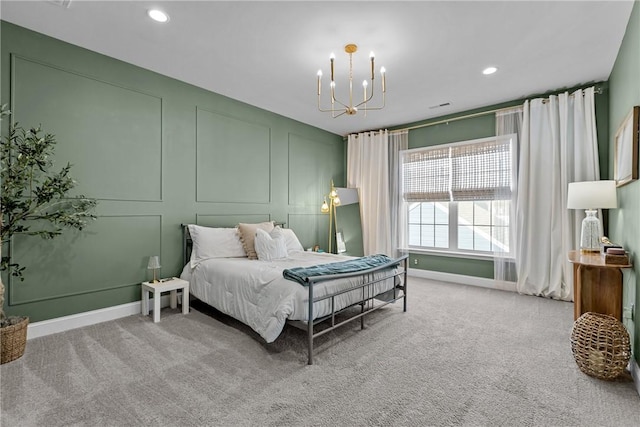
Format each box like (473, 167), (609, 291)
(568, 250), (632, 321)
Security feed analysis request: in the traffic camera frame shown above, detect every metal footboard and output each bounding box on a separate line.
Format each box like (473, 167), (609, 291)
(297, 254), (408, 365)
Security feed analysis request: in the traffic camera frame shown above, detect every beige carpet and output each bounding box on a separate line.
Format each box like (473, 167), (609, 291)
(1, 277), (639, 426)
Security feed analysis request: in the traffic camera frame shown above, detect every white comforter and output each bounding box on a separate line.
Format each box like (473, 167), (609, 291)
(180, 251), (401, 343)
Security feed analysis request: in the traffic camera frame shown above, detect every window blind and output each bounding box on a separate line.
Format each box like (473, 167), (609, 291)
(402, 137), (512, 202)
(402, 146), (450, 202)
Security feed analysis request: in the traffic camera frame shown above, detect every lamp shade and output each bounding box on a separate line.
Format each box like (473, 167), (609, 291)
(567, 180), (617, 210)
(320, 197), (329, 213)
(147, 255), (161, 270)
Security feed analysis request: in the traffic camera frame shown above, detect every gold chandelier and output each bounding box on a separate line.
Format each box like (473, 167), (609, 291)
(317, 43), (386, 118)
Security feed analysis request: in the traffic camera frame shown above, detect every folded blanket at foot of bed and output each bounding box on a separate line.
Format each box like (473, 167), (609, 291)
(282, 254), (398, 285)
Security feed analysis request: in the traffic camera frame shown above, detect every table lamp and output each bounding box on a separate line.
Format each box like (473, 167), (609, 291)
(567, 180), (617, 252)
(147, 255), (161, 283)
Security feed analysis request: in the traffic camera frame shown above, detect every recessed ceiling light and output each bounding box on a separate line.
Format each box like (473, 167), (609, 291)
(482, 66), (498, 75)
(148, 9), (169, 23)
(47, 0), (72, 8)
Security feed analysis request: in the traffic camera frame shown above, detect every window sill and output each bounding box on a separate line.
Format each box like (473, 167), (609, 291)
(407, 248), (514, 262)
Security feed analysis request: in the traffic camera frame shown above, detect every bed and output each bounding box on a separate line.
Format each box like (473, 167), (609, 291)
(180, 222), (408, 364)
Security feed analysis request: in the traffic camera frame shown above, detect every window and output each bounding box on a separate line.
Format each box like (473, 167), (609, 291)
(402, 136), (514, 255)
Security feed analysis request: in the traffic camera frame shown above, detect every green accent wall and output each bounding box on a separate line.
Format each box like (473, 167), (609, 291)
(0, 21), (344, 322)
(608, 0), (640, 365)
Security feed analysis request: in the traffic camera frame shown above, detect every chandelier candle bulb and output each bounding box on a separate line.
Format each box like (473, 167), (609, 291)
(317, 70), (322, 95)
(330, 81), (335, 104)
(370, 51), (375, 79)
(363, 80), (368, 116)
(330, 53), (335, 81)
(381, 67), (386, 92)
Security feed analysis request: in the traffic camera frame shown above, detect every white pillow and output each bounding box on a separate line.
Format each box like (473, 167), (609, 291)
(275, 227), (304, 253)
(254, 228), (288, 261)
(188, 224), (246, 268)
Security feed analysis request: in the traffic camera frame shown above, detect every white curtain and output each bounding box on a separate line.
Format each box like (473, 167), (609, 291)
(347, 130), (391, 255)
(515, 87), (600, 300)
(495, 107), (522, 284)
(389, 130), (409, 257)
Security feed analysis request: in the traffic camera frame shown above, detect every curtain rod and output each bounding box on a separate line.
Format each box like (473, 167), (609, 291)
(388, 85), (603, 134)
(391, 105), (517, 133)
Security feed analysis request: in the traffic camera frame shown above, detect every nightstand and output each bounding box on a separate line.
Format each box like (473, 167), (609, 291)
(141, 277), (190, 323)
(568, 250), (632, 321)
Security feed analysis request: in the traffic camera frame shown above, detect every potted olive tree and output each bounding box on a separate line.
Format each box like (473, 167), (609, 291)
(0, 105), (97, 363)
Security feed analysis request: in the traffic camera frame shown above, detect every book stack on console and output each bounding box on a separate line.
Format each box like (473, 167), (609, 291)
(604, 247), (629, 265)
(601, 239), (622, 252)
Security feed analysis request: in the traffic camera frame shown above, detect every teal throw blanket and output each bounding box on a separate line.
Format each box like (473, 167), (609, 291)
(283, 254), (398, 285)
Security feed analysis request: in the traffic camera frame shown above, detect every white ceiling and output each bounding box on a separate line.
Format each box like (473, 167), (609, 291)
(0, 1), (635, 136)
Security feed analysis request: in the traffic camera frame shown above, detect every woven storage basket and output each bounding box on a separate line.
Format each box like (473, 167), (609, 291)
(570, 312), (630, 380)
(1, 316), (29, 364)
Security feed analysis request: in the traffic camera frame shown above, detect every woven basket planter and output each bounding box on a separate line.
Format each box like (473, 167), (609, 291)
(570, 312), (630, 380)
(1, 316), (29, 364)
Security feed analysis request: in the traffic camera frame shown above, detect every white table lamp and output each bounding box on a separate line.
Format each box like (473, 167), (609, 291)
(567, 180), (617, 252)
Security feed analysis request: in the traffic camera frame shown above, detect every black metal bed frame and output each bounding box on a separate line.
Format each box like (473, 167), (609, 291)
(292, 255), (408, 364)
(181, 224), (408, 365)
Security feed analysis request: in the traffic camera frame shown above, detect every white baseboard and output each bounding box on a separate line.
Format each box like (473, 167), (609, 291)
(27, 295), (171, 340)
(631, 358), (640, 397)
(408, 268), (516, 292)
(28, 270), (506, 339)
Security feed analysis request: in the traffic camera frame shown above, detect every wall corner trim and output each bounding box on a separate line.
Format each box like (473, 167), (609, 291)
(407, 268), (516, 292)
(27, 295), (172, 340)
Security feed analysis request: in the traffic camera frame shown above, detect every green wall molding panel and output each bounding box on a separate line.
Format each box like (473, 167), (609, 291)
(195, 107), (272, 204)
(11, 54), (165, 202)
(1, 21), (344, 322)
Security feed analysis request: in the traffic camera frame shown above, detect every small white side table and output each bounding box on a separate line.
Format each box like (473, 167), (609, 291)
(141, 277), (190, 323)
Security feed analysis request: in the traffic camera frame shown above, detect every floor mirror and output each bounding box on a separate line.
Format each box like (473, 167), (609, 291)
(334, 187), (364, 257)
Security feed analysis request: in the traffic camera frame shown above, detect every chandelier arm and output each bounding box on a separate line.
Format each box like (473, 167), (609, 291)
(319, 95), (348, 114)
(358, 92), (385, 111)
(329, 83), (350, 110)
(358, 99), (386, 111)
(318, 95), (336, 112)
(330, 95), (350, 110)
(318, 96), (329, 112)
(355, 76), (379, 108)
(354, 86), (376, 108)
(319, 105), (348, 117)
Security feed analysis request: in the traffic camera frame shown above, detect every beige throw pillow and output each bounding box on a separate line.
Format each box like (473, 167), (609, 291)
(237, 221), (275, 259)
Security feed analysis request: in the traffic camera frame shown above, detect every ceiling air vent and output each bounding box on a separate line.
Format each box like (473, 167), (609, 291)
(47, 0), (72, 8)
(429, 102), (451, 110)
